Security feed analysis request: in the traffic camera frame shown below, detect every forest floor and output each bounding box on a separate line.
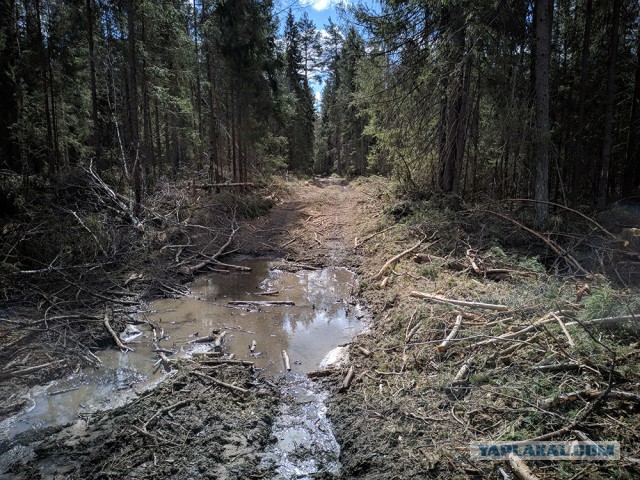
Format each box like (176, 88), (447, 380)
(1, 175), (640, 479)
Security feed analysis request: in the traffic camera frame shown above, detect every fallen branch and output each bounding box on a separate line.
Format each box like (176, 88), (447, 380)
(354, 225), (397, 249)
(410, 291), (508, 311)
(477, 209), (590, 275)
(340, 365), (355, 391)
(507, 453), (539, 480)
(227, 300), (295, 307)
(282, 350), (291, 371)
(565, 314), (639, 328)
(372, 238), (425, 281)
(103, 309), (134, 352)
(307, 369), (335, 378)
(191, 371), (250, 394)
(0, 360), (65, 380)
(437, 315), (463, 353)
(553, 313), (575, 347)
(539, 389), (640, 410)
(470, 312), (561, 348)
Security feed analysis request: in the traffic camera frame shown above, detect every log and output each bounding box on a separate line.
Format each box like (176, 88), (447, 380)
(282, 350), (291, 371)
(0, 360), (64, 380)
(410, 291), (508, 311)
(256, 290), (280, 296)
(340, 365), (356, 391)
(103, 310), (134, 352)
(437, 314), (463, 353)
(507, 453), (539, 480)
(357, 346), (372, 357)
(227, 300), (295, 307)
(372, 238), (424, 281)
(307, 369), (335, 378)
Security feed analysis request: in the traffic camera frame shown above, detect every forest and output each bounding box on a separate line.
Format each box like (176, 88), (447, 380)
(1, 0), (639, 214)
(1, 1), (640, 479)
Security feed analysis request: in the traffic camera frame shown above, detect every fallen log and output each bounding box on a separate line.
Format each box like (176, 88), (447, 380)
(410, 291), (508, 311)
(228, 300), (295, 307)
(437, 314), (463, 353)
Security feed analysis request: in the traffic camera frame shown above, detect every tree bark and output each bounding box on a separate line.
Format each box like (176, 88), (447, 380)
(534, 0), (551, 228)
(598, 0), (621, 208)
(571, 0), (593, 205)
(623, 23), (640, 197)
(85, 0), (99, 155)
(125, 0), (142, 212)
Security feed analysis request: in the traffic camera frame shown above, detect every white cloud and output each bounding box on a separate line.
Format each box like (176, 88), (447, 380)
(301, 0), (333, 11)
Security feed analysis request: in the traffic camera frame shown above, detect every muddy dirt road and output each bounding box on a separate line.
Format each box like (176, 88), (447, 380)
(0, 177), (384, 480)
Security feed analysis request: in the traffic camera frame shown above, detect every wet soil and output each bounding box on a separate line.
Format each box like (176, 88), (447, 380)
(0, 177), (379, 479)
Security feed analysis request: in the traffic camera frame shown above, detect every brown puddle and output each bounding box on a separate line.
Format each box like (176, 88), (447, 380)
(1, 258), (363, 439)
(151, 257), (362, 375)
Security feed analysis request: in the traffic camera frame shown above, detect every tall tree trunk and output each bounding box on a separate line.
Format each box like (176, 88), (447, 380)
(85, 0), (99, 156)
(439, 4), (466, 193)
(0, 0), (20, 172)
(571, 0), (593, 205)
(534, 0), (551, 228)
(140, 10), (154, 182)
(598, 0), (621, 208)
(623, 23), (640, 197)
(33, 0), (54, 173)
(125, 0), (141, 211)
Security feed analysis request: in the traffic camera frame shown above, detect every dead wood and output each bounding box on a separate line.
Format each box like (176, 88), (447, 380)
(142, 399), (191, 431)
(255, 290), (280, 296)
(191, 371), (250, 394)
(195, 182), (256, 189)
(553, 313), (575, 347)
(227, 300), (295, 307)
(307, 369), (335, 378)
(357, 346), (373, 357)
(282, 350), (291, 371)
(507, 453), (539, 480)
(354, 225), (397, 249)
(437, 314), (463, 353)
(103, 309), (134, 352)
(372, 238), (425, 281)
(477, 209), (590, 275)
(565, 314), (639, 328)
(410, 291), (508, 311)
(0, 360), (65, 380)
(470, 312), (561, 348)
(197, 359), (254, 367)
(250, 340), (257, 352)
(340, 365), (356, 391)
(539, 389), (640, 410)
